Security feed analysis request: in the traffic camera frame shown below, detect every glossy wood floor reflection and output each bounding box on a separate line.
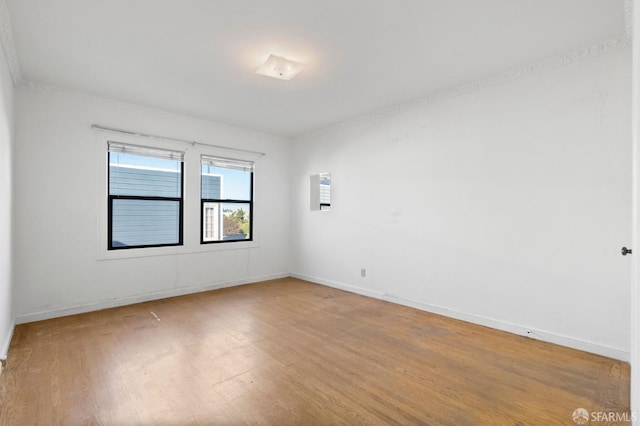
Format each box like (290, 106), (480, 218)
(0, 278), (630, 425)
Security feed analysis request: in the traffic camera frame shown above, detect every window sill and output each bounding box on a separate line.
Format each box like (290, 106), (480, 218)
(97, 240), (259, 261)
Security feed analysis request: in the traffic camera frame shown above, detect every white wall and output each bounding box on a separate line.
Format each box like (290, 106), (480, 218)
(291, 49), (632, 360)
(13, 86), (291, 322)
(0, 42), (14, 359)
(630, 0), (640, 414)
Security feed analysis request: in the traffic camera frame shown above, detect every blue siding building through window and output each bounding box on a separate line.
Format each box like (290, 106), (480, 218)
(109, 165), (177, 247)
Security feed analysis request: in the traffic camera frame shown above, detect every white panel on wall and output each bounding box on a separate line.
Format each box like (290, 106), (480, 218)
(0, 32), (15, 359)
(13, 86), (291, 322)
(290, 49), (632, 360)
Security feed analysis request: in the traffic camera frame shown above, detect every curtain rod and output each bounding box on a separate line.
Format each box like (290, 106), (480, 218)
(91, 124), (266, 157)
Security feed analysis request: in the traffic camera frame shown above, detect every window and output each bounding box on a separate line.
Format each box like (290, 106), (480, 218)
(201, 155), (253, 243)
(108, 142), (184, 249)
(310, 172), (331, 211)
(319, 173), (331, 211)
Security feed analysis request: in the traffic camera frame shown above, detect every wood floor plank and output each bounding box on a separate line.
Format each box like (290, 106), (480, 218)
(0, 278), (631, 425)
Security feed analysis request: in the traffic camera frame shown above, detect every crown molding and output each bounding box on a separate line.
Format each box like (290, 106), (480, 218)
(625, 0), (634, 37)
(294, 36), (630, 143)
(0, 0), (22, 86)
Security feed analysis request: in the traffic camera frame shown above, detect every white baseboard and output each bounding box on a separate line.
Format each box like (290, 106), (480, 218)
(291, 272), (630, 362)
(16, 272), (290, 325)
(1, 320), (15, 360)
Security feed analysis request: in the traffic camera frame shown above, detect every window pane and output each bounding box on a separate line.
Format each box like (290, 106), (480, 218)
(110, 152), (182, 197)
(202, 202), (251, 242)
(202, 174), (222, 200)
(112, 199), (180, 247)
(201, 164), (251, 200)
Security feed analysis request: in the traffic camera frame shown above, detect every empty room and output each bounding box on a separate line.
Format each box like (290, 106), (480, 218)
(1, 0), (640, 424)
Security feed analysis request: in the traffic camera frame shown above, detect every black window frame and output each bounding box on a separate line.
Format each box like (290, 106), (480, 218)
(107, 151), (185, 250)
(200, 161), (254, 245)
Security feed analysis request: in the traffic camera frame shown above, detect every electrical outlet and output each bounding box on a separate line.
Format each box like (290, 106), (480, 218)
(361, 268), (366, 278)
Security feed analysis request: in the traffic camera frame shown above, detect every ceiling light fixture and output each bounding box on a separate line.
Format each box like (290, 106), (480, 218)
(256, 54), (305, 81)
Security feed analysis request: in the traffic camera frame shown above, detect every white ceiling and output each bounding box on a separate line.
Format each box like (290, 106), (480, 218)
(5, 0), (627, 138)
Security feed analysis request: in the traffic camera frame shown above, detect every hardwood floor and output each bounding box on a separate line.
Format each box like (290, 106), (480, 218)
(0, 278), (630, 425)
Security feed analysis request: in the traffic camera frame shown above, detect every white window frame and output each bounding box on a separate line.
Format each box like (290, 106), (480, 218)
(95, 130), (259, 260)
